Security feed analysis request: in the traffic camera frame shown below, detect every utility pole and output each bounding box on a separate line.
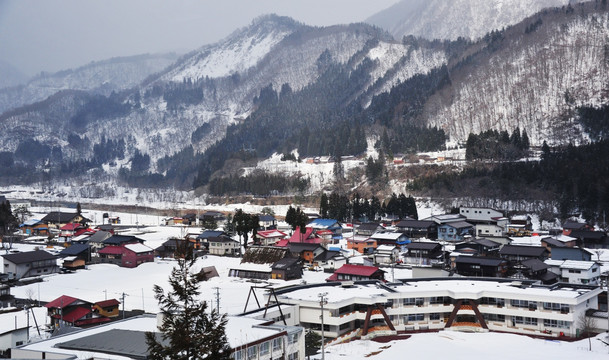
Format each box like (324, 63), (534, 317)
(213, 287), (220, 312)
(319, 292), (328, 360)
(121, 292), (129, 319)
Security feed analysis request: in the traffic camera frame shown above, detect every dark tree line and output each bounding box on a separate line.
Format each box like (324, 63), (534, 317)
(208, 170), (309, 196)
(319, 191), (418, 222)
(465, 127), (530, 161)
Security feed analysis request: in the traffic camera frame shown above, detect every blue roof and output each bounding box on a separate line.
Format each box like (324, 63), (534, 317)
(309, 219), (339, 228)
(197, 230), (225, 239)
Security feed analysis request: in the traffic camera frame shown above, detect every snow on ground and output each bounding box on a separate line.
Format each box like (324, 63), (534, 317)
(316, 331), (609, 360)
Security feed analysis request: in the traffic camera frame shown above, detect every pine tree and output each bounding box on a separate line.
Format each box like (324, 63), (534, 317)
(319, 193), (329, 218)
(146, 248), (230, 360)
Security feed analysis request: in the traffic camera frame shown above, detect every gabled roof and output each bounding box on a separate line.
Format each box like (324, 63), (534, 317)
(309, 219), (340, 228)
(98, 246), (124, 255)
(258, 214), (276, 222)
(21, 219), (43, 226)
(88, 230), (112, 243)
(314, 250), (343, 262)
(472, 238), (502, 248)
(370, 232), (407, 241)
(45, 295), (81, 309)
(60, 223), (83, 231)
(569, 230), (606, 240)
(271, 257), (301, 269)
(208, 236), (238, 244)
(60, 244), (90, 257)
(124, 243), (153, 254)
(499, 245), (547, 257)
(333, 264), (382, 276)
(541, 237), (567, 248)
(288, 242), (323, 253)
(1, 250), (57, 264)
(455, 256), (505, 267)
(562, 220), (588, 230)
(61, 307), (92, 323)
(103, 235), (143, 246)
(197, 230), (226, 239)
(94, 299), (120, 308)
(288, 227), (315, 242)
(41, 212), (80, 223)
(521, 258), (549, 272)
(357, 223), (382, 232)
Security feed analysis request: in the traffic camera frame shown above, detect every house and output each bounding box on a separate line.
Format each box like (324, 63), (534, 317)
(402, 242), (444, 266)
(374, 245), (400, 265)
(356, 223), (383, 236)
(454, 256), (508, 277)
(229, 247), (291, 280)
(92, 299), (121, 318)
(308, 219), (342, 239)
(98, 243), (154, 268)
(198, 210), (227, 225)
(258, 214), (277, 230)
(283, 227), (322, 245)
(182, 213), (198, 226)
(271, 257), (303, 280)
(568, 230), (609, 248)
(163, 217), (184, 226)
(437, 221), (474, 242)
(1, 250), (58, 280)
(197, 230), (230, 250)
(103, 234), (145, 247)
(40, 212), (90, 229)
(426, 213), (466, 225)
(545, 260), (601, 285)
(45, 295), (110, 329)
(19, 219), (48, 236)
(87, 230), (112, 254)
(518, 258), (557, 283)
(369, 232), (410, 248)
(208, 236), (240, 256)
(510, 214), (533, 230)
(155, 238), (195, 258)
(459, 207), (503, 224)
(562, 220), (593, 235)
(59, 243), (91, 269)
(288, 243), (325, 265)
(475, 223), (505, 238)
(347, 237), (377, 254)
(256, 229), (287, 246)
(314, 250), (347, 271)
(499, 245), (549, 262)
(454, 238), (502, 257)
(326, 264), (385, 282)
(395, 219), (437, 239)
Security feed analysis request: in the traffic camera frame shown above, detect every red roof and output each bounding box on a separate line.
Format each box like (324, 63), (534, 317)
(75, 317), (112, 326)
(95, 299), (120, 308)
(98, 245), (124, 255)
(61, 306), (92, 323)
(333, 264), (380, 276)
(45, 295), (79, 309)
(60, 223), (82, 231)
(275, 239), (289, 247)
(288, 227), (315, 242)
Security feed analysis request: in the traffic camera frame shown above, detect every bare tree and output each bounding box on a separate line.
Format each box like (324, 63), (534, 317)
(578, 312), (597, 351)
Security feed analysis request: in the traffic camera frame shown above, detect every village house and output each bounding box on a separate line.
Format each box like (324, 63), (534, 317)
(18, 219), (48, 236)
(453, 256), (508, 277)
(374, 245), (400, 265)
(355, 223), (384, 236)
(92, 299), (121, 318)
(545, 260), (601, 285)
(395, 219), (437, 239)
(402, 242), (444, 266)
(308, 219), (342, 240)
(369, 231), (410, 248)
(326, 264), (385, 282)
(258, 214), (278, 230)
(347, 236), (377, 254)
(59, 243), (91, 270)
(229, 247), (291, 280)
(426, 213), (467, 225)
(98, 243), (154, 268)
(208, 236), (240, 256)
(271, 257), (303, 280)
(1, 250), (58, 280)
(155, 238), (194, 258)
(550, 246), (594, 262)
(454, 238), (502, 257)
(256, 229), (287, 246)
(45, 295), (111, 329)
(314, 250), (347, 271)
(40, 212), (90, 229)
(437, 221), (474, 242)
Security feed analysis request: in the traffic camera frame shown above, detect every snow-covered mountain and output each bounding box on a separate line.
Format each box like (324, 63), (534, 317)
(365, 0), (582, 41)
(419, 3), (609, 146)
(0, 15), (447, 165)
(0, 53), (179, 115)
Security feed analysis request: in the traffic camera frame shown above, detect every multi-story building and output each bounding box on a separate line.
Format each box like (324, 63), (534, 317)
(270, 278), (601, 340)
(544, 260), (601, 285)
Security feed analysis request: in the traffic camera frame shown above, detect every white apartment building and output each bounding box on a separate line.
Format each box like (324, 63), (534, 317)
(270, 278), (601, 341)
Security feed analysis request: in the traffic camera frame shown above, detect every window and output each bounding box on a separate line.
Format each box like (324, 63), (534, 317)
(430, 313), (441, 320)
(288, 332), (299, 344)
(544, 319), (571, 329)
(406, 314), (424, 322)
(510, 299), (534, 309)
(480, 297), (504, 307)
(430, 296), (448, 305)
(483, 313), (505, 322)
(288, 352), (299, 360)
(247, 345), (257, 360)
(272, 338), (282, 351)
(513, 316), (537, 325)
(403, 298), (424, 306)
(259, 341), (270, 355)
(543, 302), (569, 313)
(233, 349), (244, 360)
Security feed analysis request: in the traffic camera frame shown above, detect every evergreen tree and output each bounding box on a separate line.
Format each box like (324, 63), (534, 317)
(146, 247), (230, 360)
(0, 200), (18, 235)
(76, 202), (82, 215)
(305, 329), (321, 360)
(319, 193), (329, 218)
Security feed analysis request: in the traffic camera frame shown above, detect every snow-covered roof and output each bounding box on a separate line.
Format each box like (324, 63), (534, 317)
(124, 243), (153, 254)
(230, 262), (272, 273)
(545, 259), (598, 271)
(370, 232), (405, 240)
(376, 245), (397, 252)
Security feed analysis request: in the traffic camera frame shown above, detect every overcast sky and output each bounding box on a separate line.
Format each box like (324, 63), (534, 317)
(0, 0), (400, 76)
